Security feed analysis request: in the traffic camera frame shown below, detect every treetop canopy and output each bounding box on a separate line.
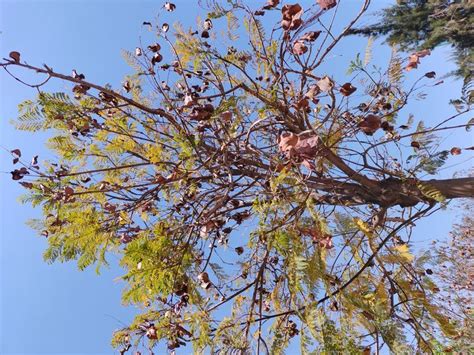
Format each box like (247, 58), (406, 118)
(2, 0), (473, 353)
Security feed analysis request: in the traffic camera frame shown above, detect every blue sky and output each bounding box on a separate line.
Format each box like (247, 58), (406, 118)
(0, 0), (471, 354)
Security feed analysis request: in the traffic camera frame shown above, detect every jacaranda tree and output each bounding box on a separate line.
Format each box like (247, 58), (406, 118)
(2, 0), (473, 353)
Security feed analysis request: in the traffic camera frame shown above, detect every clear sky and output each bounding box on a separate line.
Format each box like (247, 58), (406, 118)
(0, 0), (471, 354)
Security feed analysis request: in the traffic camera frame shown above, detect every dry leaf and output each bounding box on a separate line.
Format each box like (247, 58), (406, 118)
(189, 104), (214, 121)
(292, 40), (308, 55)
(123, 81), (132, 92)
(146, 326), (157, 339)
(164, 2), (176, 11)
(318, 235), (333, 249)
(299, 227), (333, 248)
(281, 4), (303, 31)
(72, 69), (85, 80)
(263, 0), (280, 9)
(340, 82), (357, 96)
(198, 272), (212, 289)
(316, 76), (334, 92)
(221, 111), (233, 121)
(293, 133), (320, 157)
(317, 0), (337, 10)
(151, 53), (163, 65)
(198, 271), (209, 283)
(425, 71), (436, 78)
(381, 121), (394, 132)
(305, 84), (320, 99)
(148, 43), (161, 52)
(19, 181), (33, 189)
(294, 97), (309, 110)
(64, 186), (74, 197)
(300, 31), (321, 42)
(450, 147), (461, 155)
(406, 49), (431, 71)
(11, 167), (29, 180)
(358, 114), (381, 135)
(279, 132), (298, 155)
(9, 51), (20, 63)
(204, 19), (213, 30)
(279, 132), (321, 159)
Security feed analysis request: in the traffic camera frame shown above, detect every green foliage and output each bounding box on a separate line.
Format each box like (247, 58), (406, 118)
(346, 53), (363, 75)
(408, 121), (449, 175)
(417, 182), (446, 202)
(388, 47), (404, 86)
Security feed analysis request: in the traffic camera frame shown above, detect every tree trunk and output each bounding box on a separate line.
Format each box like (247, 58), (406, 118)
(378, 177), (474, 207)
(424, 177), (474, 200)
(313, 177), (474, 207)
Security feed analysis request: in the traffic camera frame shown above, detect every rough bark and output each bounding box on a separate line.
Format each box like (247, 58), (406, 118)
(424, 177), (474, 200)
(313, 177), (474, 207)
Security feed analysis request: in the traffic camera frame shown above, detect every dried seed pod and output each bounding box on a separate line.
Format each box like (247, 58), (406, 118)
(147, 43), (161, 52)
(164, 2), (176, 11)
(9, 51), (21, 63)
(204, 19), (213, 30)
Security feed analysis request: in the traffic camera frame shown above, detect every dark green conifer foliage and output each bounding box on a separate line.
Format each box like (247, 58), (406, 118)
(349, 0), (473, 93)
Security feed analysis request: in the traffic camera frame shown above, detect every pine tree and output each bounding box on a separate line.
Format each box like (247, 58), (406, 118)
(348, 0), (473, 93)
